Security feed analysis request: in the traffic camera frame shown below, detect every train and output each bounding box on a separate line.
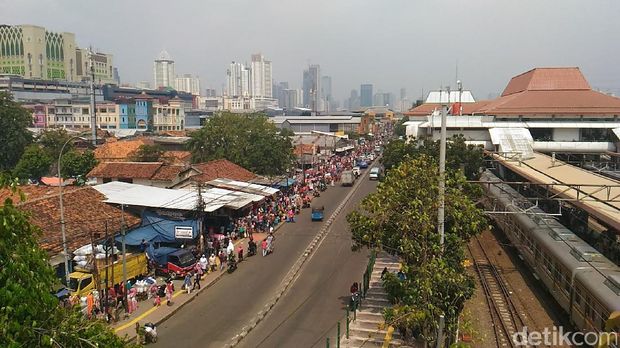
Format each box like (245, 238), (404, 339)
(480, 170), (620, 344)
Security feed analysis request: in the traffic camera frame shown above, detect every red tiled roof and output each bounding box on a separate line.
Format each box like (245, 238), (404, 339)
(151, 164), (186, 181)
(18, 187), (141, 255)
(94, 138), (154, 161)
(87, 162), (163, 179)
(190, 159), (256, 183)
(0, 185), (79, 206)
(404, 101), (492, 116)
(501, 67), (590, 96)
(162, 151), (192, 165)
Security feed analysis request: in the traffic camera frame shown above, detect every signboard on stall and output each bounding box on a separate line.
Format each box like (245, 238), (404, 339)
(174, 226), (194, 239)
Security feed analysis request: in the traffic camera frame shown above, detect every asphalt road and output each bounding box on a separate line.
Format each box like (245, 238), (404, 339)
(153, 172), (378, 348)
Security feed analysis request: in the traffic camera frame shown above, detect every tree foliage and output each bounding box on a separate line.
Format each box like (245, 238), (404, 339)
(382, 134), (484, 180)
(131, 144), (164, 162)
(187, 111), (295, 175)
(347, 155), (486, 344)
(0, 92), (33, 171)
(12, 144), (53, 181)
(0, 173), (137, 347)
(61, 150), (98, 180)
(38, 128), (73, 161)
(394, 116), (409, 138)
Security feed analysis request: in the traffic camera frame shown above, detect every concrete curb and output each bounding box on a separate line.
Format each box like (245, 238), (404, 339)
(226, 168), (372, 347)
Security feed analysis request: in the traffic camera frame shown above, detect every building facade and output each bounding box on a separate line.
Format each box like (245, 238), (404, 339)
(174, 74), (200, 95)
(75, 48), (115, 84)
(360, 84), (373, 107)
(226, 61), (250, 97)
(153, 50), (175, 88)
(250, 53), (272, 98)
(302, 64), (321, 111)
(0, 24), (77, 80)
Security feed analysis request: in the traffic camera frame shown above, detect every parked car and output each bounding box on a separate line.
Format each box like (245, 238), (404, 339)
(151, 247), (197, 279)
(369, 167), (381, 180)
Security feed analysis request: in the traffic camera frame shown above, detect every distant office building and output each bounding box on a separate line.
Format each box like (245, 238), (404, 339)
(175, 74), (201, 96)
(226, 61), (250, 97)
(205, 88), (217, 97)
(0, 24), (78, 80)
(360, 84), (373, 107)
(400, 88), (406, 100)
(282, 89), (302, 109)
(302, 64), (321, 111)
(348, 89), (360, 110)
(75, 48), (115, 84)
(136, 81), (151, 89)
(0, 74), (103, 103)
(274, 81), (288, 107)
(113, 67), (120, 85)
(250, 53), (272, 98)
(153, 50), (175, 88)
(321, 75), (332, 112)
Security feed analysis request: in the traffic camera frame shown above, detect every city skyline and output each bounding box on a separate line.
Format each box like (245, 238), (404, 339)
(2, 0), (620, 104)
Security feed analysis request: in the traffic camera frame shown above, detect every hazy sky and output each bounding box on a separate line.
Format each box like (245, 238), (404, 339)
(2, 0), (620, 103)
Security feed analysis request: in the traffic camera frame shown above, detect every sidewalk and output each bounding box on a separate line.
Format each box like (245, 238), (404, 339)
(113, 231), (271, 341)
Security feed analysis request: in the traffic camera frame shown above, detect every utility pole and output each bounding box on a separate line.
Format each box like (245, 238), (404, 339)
(121, 203), (127, 311)
(438, 86), (449, 250)
(196, 184), (205, 253)
(89, 48), (97, 146)
(104, 221), (109, 316)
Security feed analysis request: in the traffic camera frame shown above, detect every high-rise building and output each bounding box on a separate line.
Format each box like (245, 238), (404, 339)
(348, 89), (360, 110)
(282, 89), (302, 109)
(0, 24), (77, 80)
(302, 64), (321, 111)
(360, 84), (373, 107)
(400, 88), (407, 100)
(153, 50), (175, 88)
(205, 88), (217, 97)
(175, 74), (201, 95)
(321, 75), (332, 112)
(226, 61), (250, 97)
(274, 81), (289, 107)
(250, 53), (272, 98)
(113, 67), (120, 85)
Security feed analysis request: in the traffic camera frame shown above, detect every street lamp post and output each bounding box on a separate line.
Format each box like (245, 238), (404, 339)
(58, 135), (86, 284)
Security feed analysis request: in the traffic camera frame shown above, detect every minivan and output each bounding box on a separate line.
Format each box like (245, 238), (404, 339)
(369, 167), (380, 180)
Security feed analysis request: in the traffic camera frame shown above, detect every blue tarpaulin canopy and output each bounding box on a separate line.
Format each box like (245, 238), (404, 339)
(116, 211), (199, 246)
(275, 178), (296, 188)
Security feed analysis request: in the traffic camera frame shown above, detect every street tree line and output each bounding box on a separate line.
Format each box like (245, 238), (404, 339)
(347, 137), (487, 346)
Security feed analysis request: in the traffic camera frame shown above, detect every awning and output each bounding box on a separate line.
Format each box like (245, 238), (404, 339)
(116, 211), (199, 246)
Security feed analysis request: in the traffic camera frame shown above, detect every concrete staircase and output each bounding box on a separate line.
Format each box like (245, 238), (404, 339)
(340, 253), (413, 348)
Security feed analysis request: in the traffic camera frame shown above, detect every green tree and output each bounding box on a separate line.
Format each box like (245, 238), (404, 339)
(394, 116), (410, 138)
(38, 128), (73, 161)
(0, 174), (137, 347)
(0, 92), (33, 171)
(187, 111), (295, 175)
(61, 150), (98, 180)
(12, 144), (53, 181)
(348, 156), (486, 344)
(131, 144), (164, 162)
(381, 134), (484, 179)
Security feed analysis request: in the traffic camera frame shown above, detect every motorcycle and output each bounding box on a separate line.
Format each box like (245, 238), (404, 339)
(312, 190), (320, 198)
(248, 240), (257, 257)
(227, 253), (237, 273)
(143, 322), (158, 344)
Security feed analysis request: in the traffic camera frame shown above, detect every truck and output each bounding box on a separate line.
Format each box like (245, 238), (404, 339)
(68, 252), (148, 298)
(341, 170), (355, 186)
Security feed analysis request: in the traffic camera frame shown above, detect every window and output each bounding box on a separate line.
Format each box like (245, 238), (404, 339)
(530, 128), (553, 141)
(580, 128), (611, 142)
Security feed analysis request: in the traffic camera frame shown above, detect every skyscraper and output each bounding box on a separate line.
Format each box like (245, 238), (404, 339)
(153, 50), (175, 88)
(175, 74), (201, 95)
(226, 61), (250, 97)
(360, 84), (373, 107)
(348, 89), (360, 110)
(302, 64), (321, 111)
(250, 53), (273, 98)
(321, 75), (332, 112)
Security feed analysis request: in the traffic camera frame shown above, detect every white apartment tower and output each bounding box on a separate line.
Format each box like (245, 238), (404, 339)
(175, 74), (201, 95)
(153, 50), (175, 88)
(250, 53), (273, 98)
(226, 61), (250, 97)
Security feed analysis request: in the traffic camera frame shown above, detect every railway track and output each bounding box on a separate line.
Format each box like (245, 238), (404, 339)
(469, 235), (530, 347)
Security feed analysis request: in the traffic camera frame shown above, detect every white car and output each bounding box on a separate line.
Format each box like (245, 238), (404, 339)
(367, 153), (375, 161)
(369, 167), (380, 180)
(352, 166), (361, 177)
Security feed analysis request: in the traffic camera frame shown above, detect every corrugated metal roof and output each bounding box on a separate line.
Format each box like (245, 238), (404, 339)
(206, 178), (279, 197)
(93, 181), (263, 212)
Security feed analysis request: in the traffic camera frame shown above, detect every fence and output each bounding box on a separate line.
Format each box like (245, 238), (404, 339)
(325, 249), (377, 347)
